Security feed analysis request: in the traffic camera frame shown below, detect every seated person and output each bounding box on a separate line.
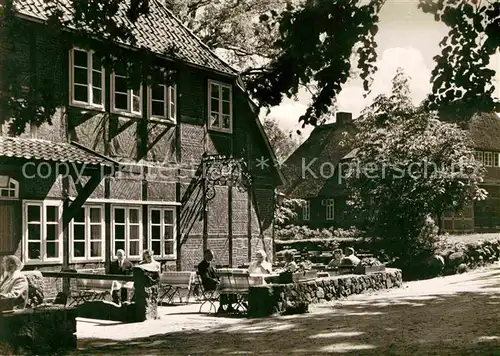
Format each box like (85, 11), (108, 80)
(279, 252), (298, 273)
(197, 249), (219, 291)
(140, 249), (161, 272)
(248, 250), (272, 274)
(197, 249), (234, 313)
(110, 249), (134, 304)
(341, 247), (361, 266)
(0, 255), (28, 311)
(328, 249), (344, 267)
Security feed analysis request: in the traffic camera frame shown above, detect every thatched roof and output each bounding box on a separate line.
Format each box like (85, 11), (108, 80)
(281, 121), (355, 198)
(468, 112), (500, 151)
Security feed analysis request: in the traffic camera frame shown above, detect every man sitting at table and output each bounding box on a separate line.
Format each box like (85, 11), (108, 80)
(248, 250), (272, 274)
(110, 249), (134, 304)
(0, 255), (28, 311)
(197, 249), (234, 313)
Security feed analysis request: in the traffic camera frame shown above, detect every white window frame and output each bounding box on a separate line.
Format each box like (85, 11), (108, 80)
(495, 153), (500, 167)
(208, 80), (232, 133)
(148, 206), (177, 259)
(475, 151), (484, 164)
(111, 66), (143, 116)
(23, 200), (63, 264)
(302, 201), (310, 221)
(484, 152), (493, 167)
(324, 199), (335, 220)
(148, 83), (176, 123)
(70, 204), (105, 262)
(69, 47), (105, 109)
(112, 206), (143, 259)
(0, 177), (19, 199)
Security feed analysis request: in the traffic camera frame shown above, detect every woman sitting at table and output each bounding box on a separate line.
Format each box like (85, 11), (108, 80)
(328, 249), (344, 267)
(248, 250), (272, 274)
(0, 255), (28, 311)
(278, 251), (298, 273)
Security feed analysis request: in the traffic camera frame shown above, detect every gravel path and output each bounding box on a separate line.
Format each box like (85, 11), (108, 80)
(73, 264), (500, 355)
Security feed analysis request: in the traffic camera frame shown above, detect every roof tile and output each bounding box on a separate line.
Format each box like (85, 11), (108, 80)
(14, 0), (236, 76)
(0, 136), (116, 166)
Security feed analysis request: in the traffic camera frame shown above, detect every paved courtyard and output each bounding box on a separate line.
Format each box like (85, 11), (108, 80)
(73, 265), (500, 355)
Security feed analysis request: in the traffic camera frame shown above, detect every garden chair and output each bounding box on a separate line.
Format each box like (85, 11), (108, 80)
(196, 273), (219, 314)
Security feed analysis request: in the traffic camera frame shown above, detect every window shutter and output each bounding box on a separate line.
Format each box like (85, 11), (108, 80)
(0, 202), (15, 253)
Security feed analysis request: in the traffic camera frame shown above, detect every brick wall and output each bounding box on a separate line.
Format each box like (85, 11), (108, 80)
(1, 18), (280, 280)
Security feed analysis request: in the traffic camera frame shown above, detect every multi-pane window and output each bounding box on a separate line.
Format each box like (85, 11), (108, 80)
(71, 205), (104, 260)
(149, 207), (176, 258)
(112, 63), (142, 115)
(484, 152), (493, 167)
(70, 48), (104, 107)
(302, 201), (310, 221)
(324, 199), (335, 220)
(474, 151), (483, 163)
(475, 150), (500, 167)
(149, 72), (176, 122)
(25, 201), (61, 262)
(0, 177), (18, 198)
(112, 206), (142, 258)
(208, 80), (232, 132)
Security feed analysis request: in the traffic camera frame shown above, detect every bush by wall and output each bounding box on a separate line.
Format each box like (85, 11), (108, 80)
(389, 236), (500, 281)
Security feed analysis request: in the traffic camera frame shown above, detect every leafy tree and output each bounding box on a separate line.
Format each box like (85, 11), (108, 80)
(168, 0), (292, 71)
(274, 197), (306, 229)
(262, 117), (300, 162)
(2, 0), (497, 133)
(343, 68), (487, 261)
(418, 0), (500, 125)
(246, 0), (498, 127)
(245, 0), (384, 127)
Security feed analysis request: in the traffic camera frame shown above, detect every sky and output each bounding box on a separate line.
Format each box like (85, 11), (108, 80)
(262, 0), (500, 141)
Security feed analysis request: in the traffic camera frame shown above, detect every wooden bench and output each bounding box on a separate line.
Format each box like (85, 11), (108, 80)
(70, 279), (114, 306)
(158, 271), (196, 305)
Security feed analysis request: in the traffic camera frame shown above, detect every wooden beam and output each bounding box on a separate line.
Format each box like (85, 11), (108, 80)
(63, 173), (104, 226)
(61, 176), (70, 294)
(202, 168), (208, 253)
(176, 181), (181, 271)
(247, 189), (252, 262)
(228, 186), (233, 267)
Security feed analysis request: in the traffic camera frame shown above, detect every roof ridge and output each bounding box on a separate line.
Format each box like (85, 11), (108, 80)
(152, 0), (237, 76)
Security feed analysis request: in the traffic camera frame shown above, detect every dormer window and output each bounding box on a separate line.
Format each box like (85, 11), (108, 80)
(111, 63), (142, 115)
(69, 48), (105, 108)
(0, 176), (18, 199)
(148, 71), (176, 123)
(208, 80), (232, 133)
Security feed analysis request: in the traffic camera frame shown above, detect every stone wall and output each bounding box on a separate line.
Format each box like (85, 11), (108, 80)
(247, 269), (402, 317)
(0, 306), (77, 354)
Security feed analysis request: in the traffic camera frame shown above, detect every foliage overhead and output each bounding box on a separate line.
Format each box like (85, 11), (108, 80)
(244, 0), (385, 127)
(1, 0), (497, 133)
(344, 68), (487, 260)
(262, 117), (301, 162)
(169, 0), (291, 71)
(418, 0), (500, 124)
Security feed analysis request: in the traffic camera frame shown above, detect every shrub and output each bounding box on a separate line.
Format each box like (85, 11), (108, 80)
(276, 225), (364, 241)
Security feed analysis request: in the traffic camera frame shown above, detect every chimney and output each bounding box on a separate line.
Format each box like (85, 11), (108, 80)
(336, 112), (352, 125)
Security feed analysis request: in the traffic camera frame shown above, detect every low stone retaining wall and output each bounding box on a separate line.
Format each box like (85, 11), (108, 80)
(248, 268), (402, 317)
(0, 306), (77, 354)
